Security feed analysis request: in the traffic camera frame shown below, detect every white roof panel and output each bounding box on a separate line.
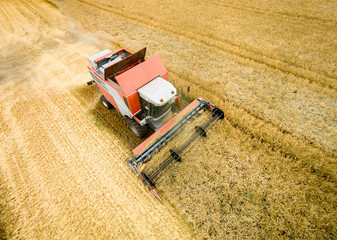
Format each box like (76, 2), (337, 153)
(138, 77), (176, 106)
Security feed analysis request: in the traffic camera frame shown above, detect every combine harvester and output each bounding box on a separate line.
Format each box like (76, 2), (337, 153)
(87, 48), (225, 201)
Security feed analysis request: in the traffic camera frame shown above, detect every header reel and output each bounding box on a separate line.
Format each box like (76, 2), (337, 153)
(127, 98), (225, 201)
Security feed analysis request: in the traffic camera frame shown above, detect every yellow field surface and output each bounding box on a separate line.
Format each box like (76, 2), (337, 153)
(0, 0), (336, 239)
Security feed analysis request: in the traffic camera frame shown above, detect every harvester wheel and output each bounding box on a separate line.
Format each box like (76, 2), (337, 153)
(100, 95), (113, 109)
(126, 117), (148, 138)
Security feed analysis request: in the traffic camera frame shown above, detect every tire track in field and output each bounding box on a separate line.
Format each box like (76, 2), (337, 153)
(17, 0), (52, 26)
(33, 92), (126, 237)
(25, 98), (120, 238)
(0, 0), (40, 35)
(14, 0), (38, 25)
(76, 0), (337, 91)
(203, 1), (337, 80)
(0, 95), (66, 238)
(0, 1), (15, 33)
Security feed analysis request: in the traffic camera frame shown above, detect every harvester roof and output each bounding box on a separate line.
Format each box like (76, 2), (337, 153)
(138, 77), (176, 106)
(114, 54), (168, 96)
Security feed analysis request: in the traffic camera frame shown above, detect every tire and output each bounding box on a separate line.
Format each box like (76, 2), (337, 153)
(126, 117), (148, 138)
(100, 95), (113, 109)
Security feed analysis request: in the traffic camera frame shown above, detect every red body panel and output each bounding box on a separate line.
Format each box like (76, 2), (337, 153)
(161, 72), (169, 81)
(87, 65), (123, 111)
(126, 91), (141, 115)
(132, 99), (200, 155)
(115, 54), (168, 96)
(98, 85), (119, 110)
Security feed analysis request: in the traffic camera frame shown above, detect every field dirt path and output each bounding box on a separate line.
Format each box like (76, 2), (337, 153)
(0, 0), (192, 239)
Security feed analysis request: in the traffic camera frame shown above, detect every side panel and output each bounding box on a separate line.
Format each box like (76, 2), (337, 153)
(93, 51), (113, 64)
(126, 91), (141, 115)
(160, 71), (168, 81)
(88, 66), (132, 117)
(97, 85), (119, 110)
(104, 48), (146, 79)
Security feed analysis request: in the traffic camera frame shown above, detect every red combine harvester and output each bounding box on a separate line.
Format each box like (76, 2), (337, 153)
(87, 47), (225, 200)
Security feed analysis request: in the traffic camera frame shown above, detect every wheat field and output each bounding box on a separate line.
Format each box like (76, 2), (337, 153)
(0, 0), (336, 239)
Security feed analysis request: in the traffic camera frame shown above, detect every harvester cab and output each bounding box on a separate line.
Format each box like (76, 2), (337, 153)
(87, 47), (226, 201)
(137, 76), (177, 130)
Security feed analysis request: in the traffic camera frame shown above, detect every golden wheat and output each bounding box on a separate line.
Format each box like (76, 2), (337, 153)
(1, 0), (336, 239)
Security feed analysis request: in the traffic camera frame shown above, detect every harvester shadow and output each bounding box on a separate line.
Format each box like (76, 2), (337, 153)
(72, 85), (148, 150)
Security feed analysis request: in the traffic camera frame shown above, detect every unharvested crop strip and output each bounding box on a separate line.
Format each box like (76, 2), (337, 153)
(170, 68), (336, 158)
(208, 0), (337, 26)
(169, 72), (337, 184)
